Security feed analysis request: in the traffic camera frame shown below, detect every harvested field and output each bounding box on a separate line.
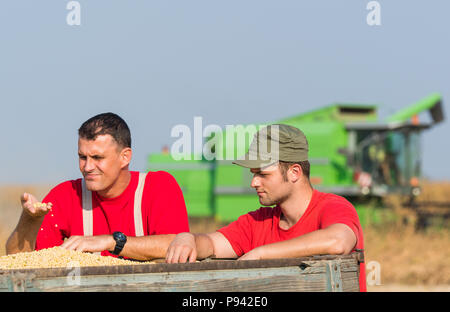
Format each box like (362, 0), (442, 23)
(362, 180), (450, 290)
(364, 225), (450, 286)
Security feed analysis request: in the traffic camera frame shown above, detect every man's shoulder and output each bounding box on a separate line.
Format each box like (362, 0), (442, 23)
(143, 170), (174, 179)
(143, 170), (179, 187)
(47, 179), (82, 197)
(246, 206), (278, 221)
(315, 189), (353, 207)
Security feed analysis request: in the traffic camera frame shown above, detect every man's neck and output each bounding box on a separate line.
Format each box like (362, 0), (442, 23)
(97, 170), (132, 199)
(278, 185), (314, 230)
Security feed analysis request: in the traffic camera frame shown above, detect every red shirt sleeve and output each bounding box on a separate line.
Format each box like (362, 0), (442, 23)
(217, 210), (259, 257)
(319, 195), (362, 247)
(145, 171), (190, 235)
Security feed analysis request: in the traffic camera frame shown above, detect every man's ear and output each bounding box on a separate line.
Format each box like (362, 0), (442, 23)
(289, 164), (303, 182)
(120, 147), (132, 168)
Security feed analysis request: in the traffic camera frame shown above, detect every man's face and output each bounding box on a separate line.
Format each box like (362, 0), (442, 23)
(250, 164), (291, 206)
(78, 134), (128, 193)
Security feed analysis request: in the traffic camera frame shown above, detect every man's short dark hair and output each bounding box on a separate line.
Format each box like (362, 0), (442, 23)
(279, 160), (310, 182)
(78, 113), (131, 148)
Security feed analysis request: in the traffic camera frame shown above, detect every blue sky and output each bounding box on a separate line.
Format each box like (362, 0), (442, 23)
(0, 0), (449, 184)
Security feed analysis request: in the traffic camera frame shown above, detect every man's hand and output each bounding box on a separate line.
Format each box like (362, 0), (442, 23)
(238, 247), (264, 261)
(165, 232), (197, 263)
(21, 192), (53, 218)
(61, 235), (115, 253)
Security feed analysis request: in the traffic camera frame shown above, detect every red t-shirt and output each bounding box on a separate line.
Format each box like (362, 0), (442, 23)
(218, 189), (366, 292)
(36, 171), (189, 256)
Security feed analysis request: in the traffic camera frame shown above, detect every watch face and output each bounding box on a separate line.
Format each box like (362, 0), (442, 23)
(113, 231), (127, 243)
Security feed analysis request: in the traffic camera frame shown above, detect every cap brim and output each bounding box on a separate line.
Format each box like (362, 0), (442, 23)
(232, 158), (278, 169)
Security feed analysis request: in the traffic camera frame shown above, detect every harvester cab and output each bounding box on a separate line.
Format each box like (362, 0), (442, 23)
(343, 93), (444, 198)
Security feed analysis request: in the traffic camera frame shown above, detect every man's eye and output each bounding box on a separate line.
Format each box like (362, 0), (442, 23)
(79, 155), (86, 160)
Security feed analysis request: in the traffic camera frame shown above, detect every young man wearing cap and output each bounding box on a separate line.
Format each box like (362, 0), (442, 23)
(165, 124), (366, 291)
(6, 113), (189, 259)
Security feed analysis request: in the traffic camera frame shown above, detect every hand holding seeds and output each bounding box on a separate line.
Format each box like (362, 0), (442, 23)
(21, 192), (53, 218)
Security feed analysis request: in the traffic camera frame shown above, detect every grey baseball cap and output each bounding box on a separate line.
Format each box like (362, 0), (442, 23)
(232, 124), (309, 169)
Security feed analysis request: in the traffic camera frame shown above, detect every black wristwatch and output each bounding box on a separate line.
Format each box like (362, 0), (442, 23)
(111, 231), (127, 256)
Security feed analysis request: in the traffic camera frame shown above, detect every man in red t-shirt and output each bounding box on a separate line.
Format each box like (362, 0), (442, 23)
(6, 113), (189, 260)
(166, 124), (366, 291)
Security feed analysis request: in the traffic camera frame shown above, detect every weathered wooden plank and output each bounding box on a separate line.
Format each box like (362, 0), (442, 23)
(28, 267), (332, 292)
(0, 272), (35, 292)
(341, 271), (360, 292)
(0, 254), (361, 292)
(0, 254), (360, 278)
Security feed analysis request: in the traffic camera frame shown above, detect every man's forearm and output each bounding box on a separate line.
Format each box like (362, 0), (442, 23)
(255, 224), (356, 260)
(121, 233), (215, 261)
(120, 234), (177, 261)
(6, 211), (44, 254)
(194, 233), (215, 259)
(259, 230), (340, 259)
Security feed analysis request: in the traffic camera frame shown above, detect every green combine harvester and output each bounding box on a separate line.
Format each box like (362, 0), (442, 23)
(147, 93), (445, 223)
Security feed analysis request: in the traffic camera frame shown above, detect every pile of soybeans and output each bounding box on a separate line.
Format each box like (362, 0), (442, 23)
(0, 247), (154, 270)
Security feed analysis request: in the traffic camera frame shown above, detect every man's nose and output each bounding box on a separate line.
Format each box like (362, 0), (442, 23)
(251, 176), (260, 188)
(83, 157), (95, 172)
